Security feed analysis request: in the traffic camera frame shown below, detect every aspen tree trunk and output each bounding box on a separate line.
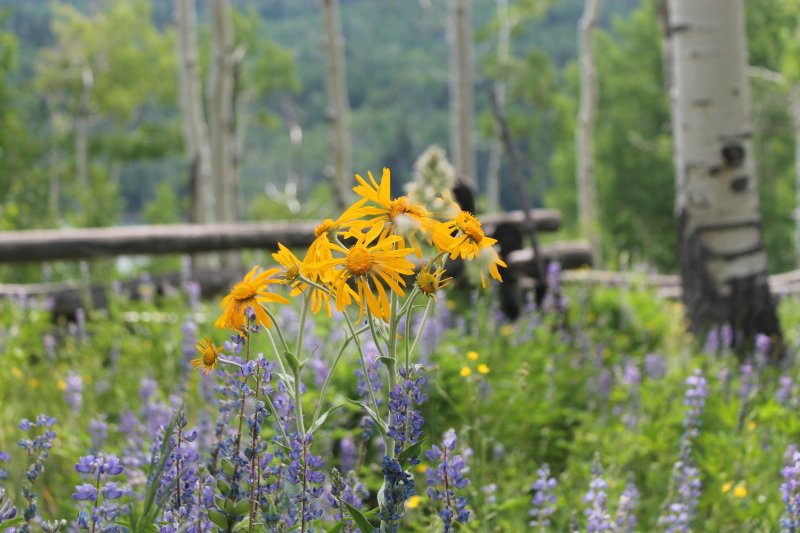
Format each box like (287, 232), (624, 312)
(668, 0), (782, 353)
(791, 84), (800, 267)
(76, 67), (93, 192)
(209, 0), (239, 268)
(321, 0), (352, 210)
(176, 0), (213, 226)
(576, 0), (601, 265)
(486, 0), (511, 213)
(449, 0), (477, 191)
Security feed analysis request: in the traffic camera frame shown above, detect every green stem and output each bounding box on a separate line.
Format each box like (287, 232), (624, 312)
(408, 298), (434, 364)
(365, 304), (388, 360)
(293, 363), (306, 436)
(296, 292), (311, 363)
(342, 310), (381, 417)
(262, 327), (289, 387)
(263, 394), (291, 447)
(311, 332), (354, 424)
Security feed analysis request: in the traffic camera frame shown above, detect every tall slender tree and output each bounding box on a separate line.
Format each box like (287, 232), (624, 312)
(668, 0), (782, 351)
(449, 0), (477, 191)
(576, 0), (601, 265)
(320, 0), (352, 210)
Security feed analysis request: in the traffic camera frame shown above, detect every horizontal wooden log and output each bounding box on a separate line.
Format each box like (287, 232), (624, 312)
(506, 240), (594, 275)
(0, 209), (561, 263)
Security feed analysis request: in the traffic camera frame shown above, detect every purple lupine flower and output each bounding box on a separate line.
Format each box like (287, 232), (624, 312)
(140, 377), (158, 402)
(328, 468), (369, 532)
(64, 372), (83, 411)
(0, 451), (9, 482)
(339, 437), (356, 474)
(17, 414), (57, 527)
(387, 367), (426, 461)
(583, 459), (612, 532)
(659, 371), (707, 532)
(615, 476), (639, 532)
(378, 455), (415, 533)
(425, 429), (470, 532)
(704, 328), (719, 354)
(482, 483), (497, 505)
(529, 463), (557, 530)
(156, 411), (202, 524)
(781, 444), (800, 532)
(0, 488), (18, 523)
(88, 416), (109, 452)
(72, 454), (125, 531)
(287, 433), (325, 527)
(739, 363), (755, 402)
(355, 347), (383, 406)
(644, 354), (666, 380)
(779, 376), (794, 406)
(721, 324), (734, 350)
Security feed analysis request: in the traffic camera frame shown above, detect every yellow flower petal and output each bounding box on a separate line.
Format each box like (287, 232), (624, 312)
(406, 495), (421, 509)
(460, 367), (472, 377)
(467, 351), (479, 361)
(477, 364), (490, 374)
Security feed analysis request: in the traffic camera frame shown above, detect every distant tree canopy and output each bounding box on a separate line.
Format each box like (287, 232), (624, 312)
(0, 0), (797, 275)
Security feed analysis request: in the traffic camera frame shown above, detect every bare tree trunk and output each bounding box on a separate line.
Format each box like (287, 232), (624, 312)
(321, 0), (352, 210)
(576, 0), (601, 265)
(668, 0), (782, 355)
(176, 0), (213, 226)
(791, 84), (800, 268)
(656, 0), (673, 96)
(449, 0), (477, 191)
(486, 0), (511, 213)
(209, 0), (239, 268)
(76, 67), (93, 192)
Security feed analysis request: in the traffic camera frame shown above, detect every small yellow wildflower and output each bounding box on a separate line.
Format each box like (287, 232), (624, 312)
(28, 378), (39, 389)
(215, 266), (288, 331)
(746, 420), (757, 431)
(57, 379), (66, 391)
(460, 367), (472, 377)
(11, 367), (22, 379)
(191, 338), (223, 375)
(467, 351), (479, 361)
(477, 364), (490, 375)
(500, 324), (514, 336)
(416, 263), (451, 301)
(406, 495), (421, 509)
(415, 463), (429, 474)
(734, 484), (747, 498)
(721, 482), (732, 494)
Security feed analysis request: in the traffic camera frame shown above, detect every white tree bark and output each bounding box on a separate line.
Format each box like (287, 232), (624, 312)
(668, 0), (781, 347)
(176, 0), (213, 226)
(485, 0), (511, 213)
(449, 0), (477, 191)
(321, 0), (352, 210)
(576, 0), (601, 265)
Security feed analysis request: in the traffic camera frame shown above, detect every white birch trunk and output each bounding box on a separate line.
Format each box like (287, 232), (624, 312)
(668, 0), (781, 348)
(486, 0), (510, 213)
(576, 0), (601, 265)
(321, 0), (352, 210)
(449, 0), (477, 191)
(176, 0), (213, 226)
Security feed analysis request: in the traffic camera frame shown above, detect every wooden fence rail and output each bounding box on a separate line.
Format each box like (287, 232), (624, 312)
(0, 209), (561, 263)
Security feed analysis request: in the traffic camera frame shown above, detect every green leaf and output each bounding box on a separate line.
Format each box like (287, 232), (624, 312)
(284, 350), (303, 374)
(345, 502), (377, 532)
(399, 439), (426, 463)
(346, 399), (388, 436)
(0, 516), (25, 530)
(496, 495), (529, 511)
(309, 404), (345, 435)
(325, 522), (344, 533)
(208, 509), (229, 529)
(233, 499), (251, 516)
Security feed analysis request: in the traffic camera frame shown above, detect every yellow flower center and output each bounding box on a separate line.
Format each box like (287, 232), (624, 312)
(231, 281), (259, 302)
(315, 219), (335, 238)
(346, 245), (373, 275)
(285, 264), (300, 281)
(417, 271), (438, 295)
(389, 197), (410, 219)
(456, 212), (484, 243)
(203, 346), (218, 366)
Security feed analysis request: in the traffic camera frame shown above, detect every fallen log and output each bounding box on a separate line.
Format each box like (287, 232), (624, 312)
(0, 209), (561, 263)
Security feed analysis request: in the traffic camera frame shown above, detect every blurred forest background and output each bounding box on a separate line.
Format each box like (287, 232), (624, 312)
(0, 0), (798, 275)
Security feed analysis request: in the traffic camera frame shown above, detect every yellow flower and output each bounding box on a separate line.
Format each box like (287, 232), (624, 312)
(500, 324), (514, 336)
(350, 168), (440, 255)
(721, 482), (732, 494)
(306, 198), (369, 267)
(215, 266), (289, 331)
(460, 366), (472, 377)
(734, 483), (747, 498)
(191, 338), (222, 374)
(416, 262), (451, 301)
(11, 367), (22, 379)
(477, 364), (490, 374)
(415, 463), (429, 474)
(57, 379), (66, 391)
(406, 495), (421, 509)
(467, 351), (479, 361)
(28, 378), (39, 389)
(272, 243), (331, 316)
(441, 211), (506, 287)
(304, 225), (415, 321)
